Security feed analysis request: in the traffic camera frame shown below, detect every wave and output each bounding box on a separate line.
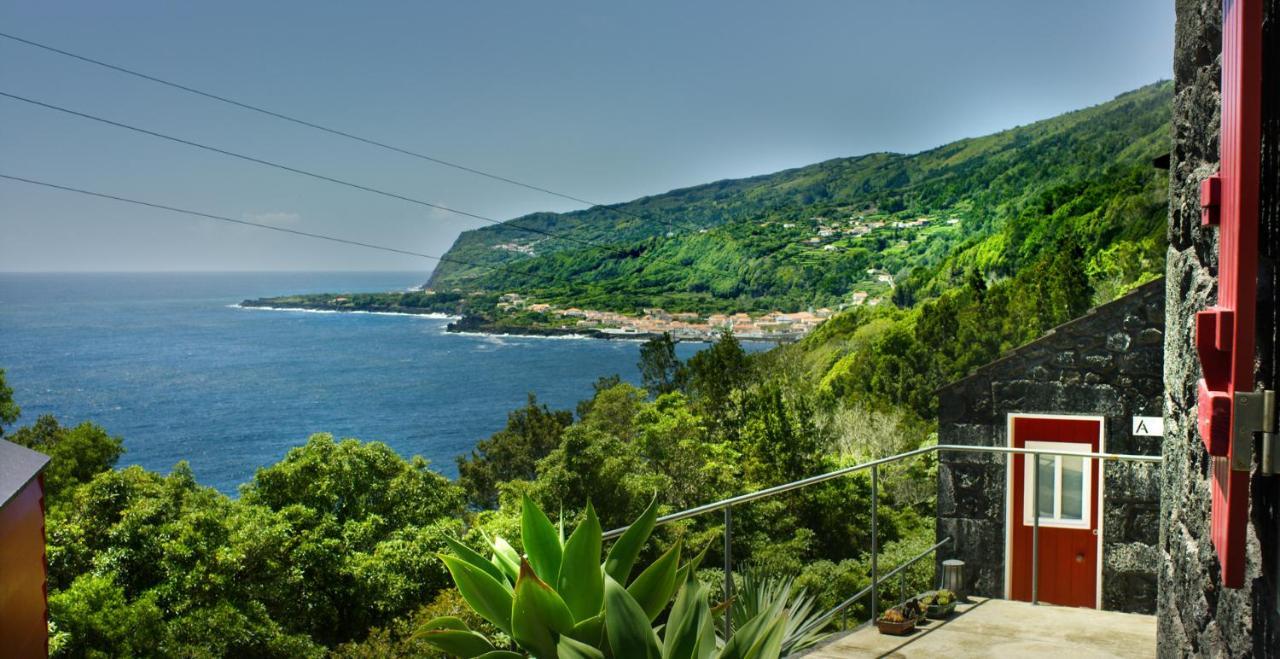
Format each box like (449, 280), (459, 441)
(229, 304), (458, 320)
(445, 330), (608, 342)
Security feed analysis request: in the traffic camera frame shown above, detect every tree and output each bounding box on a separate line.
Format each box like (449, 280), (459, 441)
(8, 415), (122, 501)
(529, 424), (668, 529)
(243, 433), (464, 530)
(457, 394), (573, 508)
(0, 368), (19, 436)
(686, 330), (751, 421)
(46, 434), (468, 654)
(638, 332), (686, 395)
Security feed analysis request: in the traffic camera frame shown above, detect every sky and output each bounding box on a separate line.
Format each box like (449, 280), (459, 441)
(0, 0), (1175, 273)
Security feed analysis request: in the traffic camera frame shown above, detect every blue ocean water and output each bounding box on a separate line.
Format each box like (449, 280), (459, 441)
(0, 272), (759, 494)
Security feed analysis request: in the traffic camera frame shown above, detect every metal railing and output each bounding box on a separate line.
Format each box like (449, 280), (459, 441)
(602, 443), (1162, 633)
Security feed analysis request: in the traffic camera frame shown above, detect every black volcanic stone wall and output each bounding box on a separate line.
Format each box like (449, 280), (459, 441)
(1158, 0), (1280, 655)
(935, 279), (1165, 613)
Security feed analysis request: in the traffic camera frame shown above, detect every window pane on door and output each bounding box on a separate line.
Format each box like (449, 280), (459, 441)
(1060, 456), (1085, 520)
(1037, 455), (1055, 518)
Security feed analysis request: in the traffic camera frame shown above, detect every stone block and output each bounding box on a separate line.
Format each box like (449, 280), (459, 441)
(1106, 332), (1132, 352)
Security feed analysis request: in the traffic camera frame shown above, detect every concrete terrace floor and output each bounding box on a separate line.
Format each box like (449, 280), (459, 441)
(802, 598), (1156, 658)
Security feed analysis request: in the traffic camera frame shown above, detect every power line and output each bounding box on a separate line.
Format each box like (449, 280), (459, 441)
(0, 30), (702, 235)
(0, 90), (633, 258)
(0, 172), (563, 286)
(0, 91), (753, 297)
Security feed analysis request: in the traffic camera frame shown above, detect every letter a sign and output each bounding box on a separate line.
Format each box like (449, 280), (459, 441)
(1132, 417), (1163, 437)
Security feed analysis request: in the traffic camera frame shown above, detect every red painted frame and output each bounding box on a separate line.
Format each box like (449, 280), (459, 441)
(1195, 0), (1262, 589)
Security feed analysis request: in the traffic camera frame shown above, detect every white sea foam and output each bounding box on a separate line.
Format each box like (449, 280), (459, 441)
(229, 304), (457, 320)
(445, 330), (604, 342)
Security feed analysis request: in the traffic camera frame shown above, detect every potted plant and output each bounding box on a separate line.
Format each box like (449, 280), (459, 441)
(919, 589), (957, 619)
(901, 597), (927, 624)
(875, 606), (916, 636)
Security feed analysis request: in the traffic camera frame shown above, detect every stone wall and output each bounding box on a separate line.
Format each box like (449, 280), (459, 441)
(1157, 0), (1280, 655)
(936, 279), (1165, 613)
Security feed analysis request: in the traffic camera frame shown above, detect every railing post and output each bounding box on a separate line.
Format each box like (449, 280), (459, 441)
(723, 505), (733, 638)
(871, 463), (879, 622)
(899, 570), (906, 606)
(1031, 453), (1040, 606)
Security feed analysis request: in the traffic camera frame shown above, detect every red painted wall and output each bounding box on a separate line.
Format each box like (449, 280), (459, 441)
(0, 476), (49, 657)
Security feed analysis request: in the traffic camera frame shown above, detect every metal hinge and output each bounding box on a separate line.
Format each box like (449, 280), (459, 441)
(1236, 390), (1277, 473)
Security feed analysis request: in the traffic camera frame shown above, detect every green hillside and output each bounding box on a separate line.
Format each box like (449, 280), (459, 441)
(426, 81), (1171, 314)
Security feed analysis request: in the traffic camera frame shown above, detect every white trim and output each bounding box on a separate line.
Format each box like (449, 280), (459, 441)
(1002, 413), (1106, 609)
(1021, 441), (1092, 529)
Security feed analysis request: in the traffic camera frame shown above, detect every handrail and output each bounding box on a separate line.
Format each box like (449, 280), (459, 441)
(598, 441), (1163, 638)
(810, 536), (953, 631)
(602, 444), (1162, 539)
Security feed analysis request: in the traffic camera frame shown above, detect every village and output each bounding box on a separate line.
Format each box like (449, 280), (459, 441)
(495, 293), (860, 341)
(480, 211), (955, 342)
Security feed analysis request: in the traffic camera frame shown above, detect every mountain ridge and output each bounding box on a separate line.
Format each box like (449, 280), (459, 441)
(424, 81), (1171, 316)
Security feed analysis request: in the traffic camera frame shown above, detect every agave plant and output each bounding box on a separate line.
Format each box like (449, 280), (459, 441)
(416, 495), (790, 659)
(731, 569), (830, 655)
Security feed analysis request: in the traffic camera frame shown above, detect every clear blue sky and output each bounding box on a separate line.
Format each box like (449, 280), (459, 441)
(0, 0), (1174, 273)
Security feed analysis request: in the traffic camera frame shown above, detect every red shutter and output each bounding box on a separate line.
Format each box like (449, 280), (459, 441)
(1194, 0), (1262, 589)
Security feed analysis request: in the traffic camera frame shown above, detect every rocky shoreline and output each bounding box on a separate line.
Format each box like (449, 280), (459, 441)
(239, 301), (793, 344)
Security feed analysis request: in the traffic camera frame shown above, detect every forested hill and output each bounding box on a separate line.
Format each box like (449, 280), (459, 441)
(426, 81), (1171, 313)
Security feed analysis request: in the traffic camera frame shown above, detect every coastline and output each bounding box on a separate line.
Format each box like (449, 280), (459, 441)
(231, 303), (459, 320)
(236, 301), (793, 344)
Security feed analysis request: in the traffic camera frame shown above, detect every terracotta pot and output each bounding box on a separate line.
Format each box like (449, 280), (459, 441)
(875, 617), (916, 635)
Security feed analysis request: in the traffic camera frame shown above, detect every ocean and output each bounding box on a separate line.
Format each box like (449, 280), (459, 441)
(0, 272), (763, 495)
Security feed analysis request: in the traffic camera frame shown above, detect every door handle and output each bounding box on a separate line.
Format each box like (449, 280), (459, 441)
(1075, 553), (1085, 564)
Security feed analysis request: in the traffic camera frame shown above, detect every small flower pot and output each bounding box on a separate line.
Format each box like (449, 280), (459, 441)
(926, 600), (957, 619)
(875, 617), (916, 636)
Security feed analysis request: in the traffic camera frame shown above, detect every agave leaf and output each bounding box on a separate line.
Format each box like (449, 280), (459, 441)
(413, 628), (496, 658)
(522, 494), (563, 581)
(441, 554), (514, 635)
(475, 652), (524, 659)
(716, 593), (788, 659)
(603, 575), (661, 659)
(558, 502), (605, 622)
(416, 615), (470, 632)
(672, 539), (711, 591)
(682, 540), (713, 577)
(604, 496), (659, 585)
(627, 537), (683, 621)
(567, 612), (605, 647)
(674, 563), (691, 595)
(512, 559), (575, 657)
(492, 535), (522, 583)
(557, 634), (606, 659)
(742, 613), (788, 659)
(662, 578), (716, 659)
(445, 536), (513, 590)
(732, 570), (830, 655)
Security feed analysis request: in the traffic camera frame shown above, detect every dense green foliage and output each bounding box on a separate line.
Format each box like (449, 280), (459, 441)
(457, 395), (575, 509)
(8, 415), (123, 500)
(5, 388), (469, 658)
(0, 367), (19, 435)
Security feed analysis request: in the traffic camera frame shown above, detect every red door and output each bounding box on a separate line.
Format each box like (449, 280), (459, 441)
(1008, 415), (1101, 608)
